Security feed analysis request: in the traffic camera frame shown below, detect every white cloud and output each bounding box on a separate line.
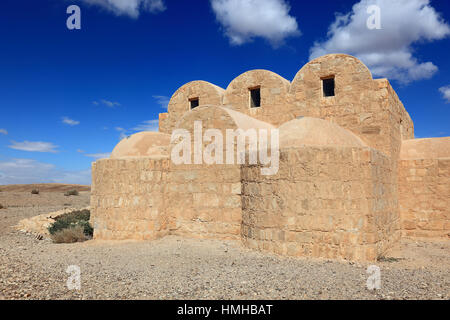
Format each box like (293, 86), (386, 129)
(77, 148), (110, 160)
(62, 117), (80, 126)
(85, 153), (111, 160)
(309, 0), (450, 83)
(0, 158), (91, 185)
(114, 120), (159, 140)
(440, 85), (450, 103)
(211, 0), (300, 46)
(9, 141), (59, 153)
(93, 99), (121, 108)
(0, 129), (7, 135)
(153, 95), (170, 109)
(80, 0), (165, 18)
(132, 119), (159, 132)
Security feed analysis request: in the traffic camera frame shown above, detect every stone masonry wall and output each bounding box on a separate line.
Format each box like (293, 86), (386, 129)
(241, 146), (398, 262)
(163, 81), (224, 134)
(222, 69), (291, 126)
(91, 157), (170, 240)
(166, 164), (242, 240)
(160, 55), (413, 162)
(91, 159), (243, 241)
(398, 158), (450, 239)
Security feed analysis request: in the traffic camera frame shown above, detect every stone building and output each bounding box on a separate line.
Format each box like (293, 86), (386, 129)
(90, 54), (450, 262)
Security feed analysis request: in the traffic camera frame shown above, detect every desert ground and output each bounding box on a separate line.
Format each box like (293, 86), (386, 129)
(0, 184), (448, 300)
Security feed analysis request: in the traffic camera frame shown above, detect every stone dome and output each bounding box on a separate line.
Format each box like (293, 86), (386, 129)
(278, 117), (367, 148)
(110, 131), (171, 159)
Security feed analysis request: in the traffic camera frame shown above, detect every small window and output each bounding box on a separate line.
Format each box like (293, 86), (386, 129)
(322, 77), (335, 97)
(190, 97), (199, 109)
(249, 87), (261, 108)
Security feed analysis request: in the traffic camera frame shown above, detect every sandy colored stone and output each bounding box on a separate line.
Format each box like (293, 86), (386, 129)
(90, 54), (449, 262)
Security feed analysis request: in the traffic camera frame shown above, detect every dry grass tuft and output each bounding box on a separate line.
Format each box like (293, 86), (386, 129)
(64, 189), (79, 196)
(50, 225), (88, 243)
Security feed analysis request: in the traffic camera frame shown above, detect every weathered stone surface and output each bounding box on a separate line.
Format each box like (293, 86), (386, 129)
(240, 146), (399, 262)
(91, 54), (449, 262)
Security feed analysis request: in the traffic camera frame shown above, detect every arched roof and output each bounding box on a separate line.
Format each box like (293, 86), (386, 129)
(167, 80), (225, 114)
(223, 69), (290, 115)
(110, 131), (171, 159)
(278, 117), (367, 148)
(174, 105), (274, 132)
(290, 53), (373, 94)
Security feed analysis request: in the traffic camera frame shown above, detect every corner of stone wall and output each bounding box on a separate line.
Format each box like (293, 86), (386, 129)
(90, 157), (170, 241)
(159, 113), (170, 134)
(398, 157), (450, 239)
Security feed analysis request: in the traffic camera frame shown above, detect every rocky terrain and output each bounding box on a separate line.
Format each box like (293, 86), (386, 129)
(0, 186), (448, 300)
(0, 183), (90, 193)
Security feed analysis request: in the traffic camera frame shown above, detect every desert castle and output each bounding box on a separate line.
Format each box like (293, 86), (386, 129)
(90, 54), (450, 262)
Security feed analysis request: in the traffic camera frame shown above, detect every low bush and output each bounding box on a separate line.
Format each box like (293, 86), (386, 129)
(48, 209), (93, 243)
(64, 189), (79, 196)
(0, 204), (4, 209)
(31, 189), (40, 195)
(377, 256), (402, 263)
(50, 225), (87, 243)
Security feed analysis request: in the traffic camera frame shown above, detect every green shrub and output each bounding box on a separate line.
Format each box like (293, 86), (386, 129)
(48, 209), (93, 241)
(31, 189), (39, 195)
(50, 225), (87, 243)
(64, 189), (79, 196)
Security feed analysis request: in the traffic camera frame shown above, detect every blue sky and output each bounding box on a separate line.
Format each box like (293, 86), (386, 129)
(0, 0), (449, 185)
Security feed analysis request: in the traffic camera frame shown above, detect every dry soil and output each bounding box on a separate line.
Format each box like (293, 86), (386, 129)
(0, 187), (448, 300)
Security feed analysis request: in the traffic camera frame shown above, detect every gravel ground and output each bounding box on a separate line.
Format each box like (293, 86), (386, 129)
(0, 191), (449, 300)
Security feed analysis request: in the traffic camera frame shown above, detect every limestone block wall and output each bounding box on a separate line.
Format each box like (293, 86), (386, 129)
(398, 159), (450, 239)
(288, 55), (411, 160)
(91, 158), (244, 241)
(166, 164), (242, 240)
(398, 138), (450, 239)
(159, 112), (169, 134)
(164, 105), (274, 240)
(222, 70), (291, 126)
(241, 146), (398, 262)
(160, 54), (413, 163)
(91, 157), (170, 240)
(163, 81), (225, 134)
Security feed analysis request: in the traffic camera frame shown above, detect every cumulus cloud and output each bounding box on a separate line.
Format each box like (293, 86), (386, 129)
(0, 129), (7, 135)
(93, 99), (121, 108)
(80, 0), (165, 18)
(309, 0), (450, 83)
(210, 0), (300, 46)
(153, 95), (170, 109)
(440, 85), (450, 103)
(9, 141), (59, 153)
(0, 158), (91, 185)
(62, 117), (80, 126)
